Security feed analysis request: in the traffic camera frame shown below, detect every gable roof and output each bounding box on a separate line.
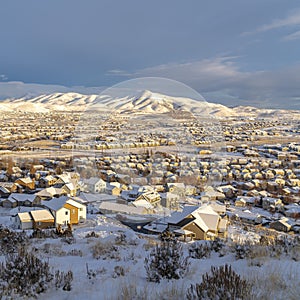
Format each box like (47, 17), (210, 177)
(17, 212), (32, 222)
(191, 218), (209, 232)
(42, 196), (68, 211)
(30, 209), (54, 222)
(194, 205), (220, 231)
(9, 193), (36, 203)
(83, 177), (104, 185)
(166, 205), (200, 224)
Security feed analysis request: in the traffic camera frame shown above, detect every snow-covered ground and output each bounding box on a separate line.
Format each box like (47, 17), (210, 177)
(1, 213), (298, 300)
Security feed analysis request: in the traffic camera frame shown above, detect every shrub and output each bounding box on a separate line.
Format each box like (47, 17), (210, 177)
(91, 240), (120, 260)
(235, 242), (252, 260)
(0, 247), (53, 297)
(112, 266), (126, 278)
(54, 270), (73, 291)
(211, 238), (226, 255)
(0, 226), (28, 254)
(186, 264), (252, 300)
(144, 237), (190, 283)
(189, 242), (212, 259)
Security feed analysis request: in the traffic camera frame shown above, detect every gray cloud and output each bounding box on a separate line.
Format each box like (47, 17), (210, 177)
(132, 57), (300, 109)
(0, 82), (105, 100)
(243, 9), (300, 36)
(0, 74), (8, 81)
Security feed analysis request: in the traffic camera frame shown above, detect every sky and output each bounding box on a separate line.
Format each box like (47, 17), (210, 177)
(1, 0), (300, 109)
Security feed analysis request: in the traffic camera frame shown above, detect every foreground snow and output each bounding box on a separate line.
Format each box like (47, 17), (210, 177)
(2, 215), (298, 300)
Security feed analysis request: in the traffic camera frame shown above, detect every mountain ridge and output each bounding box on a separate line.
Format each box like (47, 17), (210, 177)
(1, 90), (299, 118)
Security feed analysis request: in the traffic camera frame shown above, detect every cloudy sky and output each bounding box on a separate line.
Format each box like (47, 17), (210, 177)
(1, 0), (300, 108)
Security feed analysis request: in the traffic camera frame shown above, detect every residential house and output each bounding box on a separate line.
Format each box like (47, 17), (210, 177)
(42, 196), (86, 226)
(262, 197), (283, 211)
(1, 196), (17, 208)
(35, 187), (67, 201)
(164, 205), (227, 241)
(0, 185), (10, 198)
(30, 209), (55, 229)
(135, 190), (161, 207)
(15, 212), (33, 230)
(82, 177), (106, 193)
(8, 193), (40, 207)
(99, 202), (147, 215)
(166, 183), (186, 197)
(15, 177), (35, 191)
(270, 218), (292, 232)
(160, 192), (180, 210)
(39, 175), (56, 188)
(15, 209), (55, 230)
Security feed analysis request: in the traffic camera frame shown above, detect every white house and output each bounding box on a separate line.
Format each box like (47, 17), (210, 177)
(82, 177), (106, 193)
(42, 196), (86, 226)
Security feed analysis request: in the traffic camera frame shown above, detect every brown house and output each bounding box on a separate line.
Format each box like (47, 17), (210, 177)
(30, 210), (55, 229)
(166, 205), (227, 241)
(15, 177), (35, 191)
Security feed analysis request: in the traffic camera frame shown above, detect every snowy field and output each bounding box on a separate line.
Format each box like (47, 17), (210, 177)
(1, 214), (299, 300)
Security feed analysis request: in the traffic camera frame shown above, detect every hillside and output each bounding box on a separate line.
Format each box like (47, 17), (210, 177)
(1, 90), (299, 118)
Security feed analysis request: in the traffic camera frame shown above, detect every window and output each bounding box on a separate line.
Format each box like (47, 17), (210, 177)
(80, 208), (83, 211)
(65, 211), (68, 215)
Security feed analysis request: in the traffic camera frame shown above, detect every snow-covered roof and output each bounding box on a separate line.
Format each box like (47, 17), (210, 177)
(83, 177), (104, 185)
(131, 199), (153, 210)
(99, 202), (145, 215)
(30, 209), (54, 221)
(192, 218), (209, 232)
(42, 196), (68, 211)
(9, 193), (36, 202)
(16, 177), (33, 184)
(166, 205), (200, 224)
(17, 212), (32, 222)
(66, 199), (85, 209)
(195, 206), (220, 231)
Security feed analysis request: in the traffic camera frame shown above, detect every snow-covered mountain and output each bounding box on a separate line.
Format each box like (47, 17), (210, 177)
(0, 90), (299, 118)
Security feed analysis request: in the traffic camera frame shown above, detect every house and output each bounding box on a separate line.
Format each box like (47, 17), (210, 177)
(160, 192), (180, 210)
(15, 209), (55, 230)
(164, 205), (227, 241)
(8, 193), (40, 207)
(64, 198), (86, 224)
(15, 177), (35, 191)
(1, 197), (17, 208)
(262, 197), (282, 211)
(228, 210), (262, 225)
(166, 183), (186, 197)
(106, 182), (122, 196)
(82, 177), (106, 193)
(270, 218), (292, 232)
(62, 182), (77, 197)
(131, 199), (153, 213)
(42, 196), (86, 226)
(234, 198), (246, 207)
(135, 190), (161, 207)
(35, 187), (67, 201)
(0, 185), (10, 198)
(15, 212), (33, 230)
(283, 204), (300, 219)
(216, 185), (237, 199)
(201, 186), (225, 202)
(30, 209), (55, 229)
(0, 182), (15, 193)
(235, 196), (256, 207)
(30, 164), (44, 175)
(98, 202), (147, 215)
(39, 175), (56, 188)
